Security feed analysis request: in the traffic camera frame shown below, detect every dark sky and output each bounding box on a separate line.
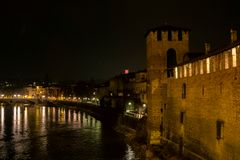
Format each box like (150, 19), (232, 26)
(1, 0), (239, 81)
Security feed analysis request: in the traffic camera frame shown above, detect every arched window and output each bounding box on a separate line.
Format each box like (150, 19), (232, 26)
(182, 83), (186, 99)
(167, 48), (177, 77)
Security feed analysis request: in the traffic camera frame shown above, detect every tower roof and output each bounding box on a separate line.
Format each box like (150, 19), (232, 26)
(145, 25), (191, 37)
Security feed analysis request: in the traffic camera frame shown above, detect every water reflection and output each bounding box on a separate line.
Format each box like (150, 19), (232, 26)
(0, 104), (136, 159)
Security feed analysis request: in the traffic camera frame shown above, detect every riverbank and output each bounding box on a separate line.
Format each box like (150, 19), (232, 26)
(115, 116), (185, 160)
(49, 101), (185, 160)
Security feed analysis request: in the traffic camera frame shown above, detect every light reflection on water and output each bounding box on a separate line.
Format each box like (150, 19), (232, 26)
(0, 104), (137, 160)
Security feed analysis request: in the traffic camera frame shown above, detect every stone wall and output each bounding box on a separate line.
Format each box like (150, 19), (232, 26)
(165, 45), (240, 159)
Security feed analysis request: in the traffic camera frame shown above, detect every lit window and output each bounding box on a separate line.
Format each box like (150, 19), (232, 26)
(179, 66), (182, 78)
(195, 62), (198, 75)
(232, 47), (237, 67)
(200, 60), (203, 74)
(175, 67), (178, 79)
(225, 52), (229, 69)
(184, 65), (187, 77)
(216, 120), (224, 140)
(189, 64), (192, 77)
(206, 58), (210, 73)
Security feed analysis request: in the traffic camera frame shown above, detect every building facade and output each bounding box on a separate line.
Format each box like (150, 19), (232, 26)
(146, 25), (240, 159)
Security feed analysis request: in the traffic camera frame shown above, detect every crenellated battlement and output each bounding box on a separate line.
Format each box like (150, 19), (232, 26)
(173, 43), (240, 79)
(147, 29), (189, 42)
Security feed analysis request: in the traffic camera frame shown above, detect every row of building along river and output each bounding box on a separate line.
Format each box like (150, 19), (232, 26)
(0, 103), (138, 159)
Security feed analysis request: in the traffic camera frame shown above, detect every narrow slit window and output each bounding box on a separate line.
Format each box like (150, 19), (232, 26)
(232, 47), (237, 67)
(180, 112), (185, 123)
(216, 120), (224, 140)
(182, 83), (186, 99)
(202, 85), (204, 96)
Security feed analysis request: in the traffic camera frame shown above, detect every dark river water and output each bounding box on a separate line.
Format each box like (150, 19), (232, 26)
(0, 104), (138, 160)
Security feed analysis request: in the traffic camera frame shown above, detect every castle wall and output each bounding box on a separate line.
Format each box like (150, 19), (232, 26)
(146, 29), (190, 144)
(165, 45), (240, 159)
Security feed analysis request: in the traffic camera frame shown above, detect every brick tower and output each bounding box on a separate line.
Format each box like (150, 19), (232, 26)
(145, 25), (190, 144)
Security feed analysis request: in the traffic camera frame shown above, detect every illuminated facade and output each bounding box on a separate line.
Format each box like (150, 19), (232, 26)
(146, 25), (240, 159)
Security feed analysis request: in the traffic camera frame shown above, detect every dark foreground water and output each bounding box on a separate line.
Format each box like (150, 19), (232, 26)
(0, 104), (137, 160)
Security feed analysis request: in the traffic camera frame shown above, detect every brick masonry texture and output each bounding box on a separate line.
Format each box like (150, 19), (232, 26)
(146, 26), (240, 159)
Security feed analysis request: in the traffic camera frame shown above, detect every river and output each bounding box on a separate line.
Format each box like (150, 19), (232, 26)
(0, 103), (138, 160)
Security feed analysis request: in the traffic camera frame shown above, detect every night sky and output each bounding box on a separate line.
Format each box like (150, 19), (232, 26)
(1, 0), (239, 81)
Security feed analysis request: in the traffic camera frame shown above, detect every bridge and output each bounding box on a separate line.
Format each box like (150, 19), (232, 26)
(0, 98), (39, 105)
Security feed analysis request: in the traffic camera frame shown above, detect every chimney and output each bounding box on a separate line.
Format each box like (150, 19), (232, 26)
(230, 29), (237, 43)
(204, 43), (211, 54)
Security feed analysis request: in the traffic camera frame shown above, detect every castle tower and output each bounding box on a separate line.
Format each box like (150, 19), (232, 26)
(145, 25), (190, 144)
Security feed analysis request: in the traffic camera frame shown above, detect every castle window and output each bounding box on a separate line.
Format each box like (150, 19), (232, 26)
(200, 60), (203, 74)
(206, 58), (210, 73)
(202, 85), (204, 96)
(180, 111), (185, 123)
(179, 67), (182, 78)
(184, 65), (187, 77)
(216, 120), (224, 140)
(178, 31), (183, 41)
(182, 83), (186, 99)
(175, 67), (178, 79)
(189, 64), (192, 77)
(212, 57), (216, 72)
(225, 52), (229, 69)
(168, 30), (172, 41)
(195, 62), (198, 75)
(167, 49), (177, 77)
(219, 54), (223, 70)
(232, 47), (237, 67)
